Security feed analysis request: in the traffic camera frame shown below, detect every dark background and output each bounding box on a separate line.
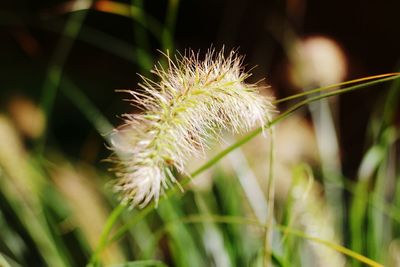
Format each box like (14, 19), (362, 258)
(1, 0), (399, 176)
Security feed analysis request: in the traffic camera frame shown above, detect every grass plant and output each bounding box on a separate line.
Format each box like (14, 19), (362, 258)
(1, 2), (400, 267)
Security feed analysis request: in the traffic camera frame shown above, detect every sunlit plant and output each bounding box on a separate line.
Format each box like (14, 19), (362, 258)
(109, 49), (275, 208)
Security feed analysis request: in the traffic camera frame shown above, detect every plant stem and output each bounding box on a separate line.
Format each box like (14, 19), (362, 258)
(274, 73), (400, 104)
(87, 204), (125, 267)
(36, 8), (89, 155)
(264, 119), (275, 266)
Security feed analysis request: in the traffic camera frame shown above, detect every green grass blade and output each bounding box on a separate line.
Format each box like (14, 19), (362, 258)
(162, 0), (180, 52)
(60, 76), (114, 144)
(91, 1), (164, 44)
(42, 22), (142, 65)
(156, 198), (206, 267)
(131, 0), (154, 72)
(274, 73), (400, 104)
(37, 9), (89, 154)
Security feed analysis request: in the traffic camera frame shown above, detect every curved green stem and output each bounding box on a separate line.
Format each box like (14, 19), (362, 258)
(91, 1), (166, 46)
(87, 204), (125, 266)
(264, 117), (276, 266)
(37, 8), (90, 155)
(274, 73), (400, 104)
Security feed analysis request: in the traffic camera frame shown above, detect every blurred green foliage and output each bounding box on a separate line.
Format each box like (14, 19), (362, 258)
(1, 1), (400, 267)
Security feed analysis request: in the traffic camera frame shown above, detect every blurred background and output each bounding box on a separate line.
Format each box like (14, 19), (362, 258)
(0, 0), (400, 266)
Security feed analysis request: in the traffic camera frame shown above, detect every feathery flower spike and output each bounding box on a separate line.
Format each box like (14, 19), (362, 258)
(110, 49), (275, 208)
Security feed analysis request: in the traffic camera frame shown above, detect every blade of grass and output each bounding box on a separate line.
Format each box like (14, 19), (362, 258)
(131, 0), (153, 73)
(264, 118), (276, 266)
(193, 192), (234, 267)
(227, 145), (268, 222)
(274, 73), (400, 104)
(349, 128), (394, 264)
(42, 21), (141, 65)
(37, 7), (90, 155)
(0, 169), (72, 267)
(367, 128), (396, 263)
(308, 97), (343, 238)
(0, 117), (72, 267)
(0, 253), (17, 267)
(92, 1), (164, 44)
(70, 0), (179, 54)
(162, 0), (180, 52)
(378, 70), (400, 137)
(213, 170), (258, 266)
(315, 162), (400, 226)
(280, 164), (314, 265)
(60, 76), (114, 145)
(88, 204), (125, 267)
(156, 197), (206, 267)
